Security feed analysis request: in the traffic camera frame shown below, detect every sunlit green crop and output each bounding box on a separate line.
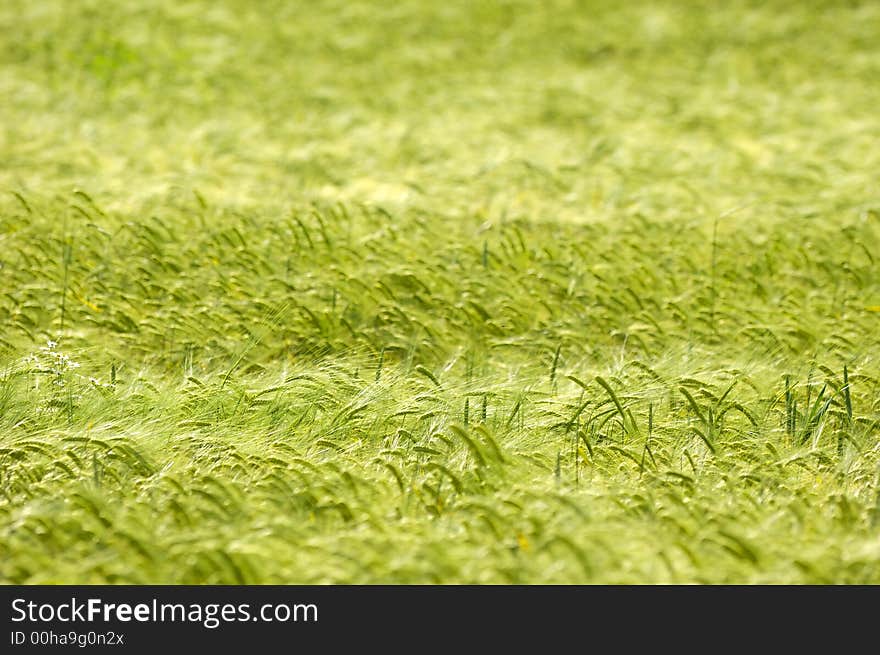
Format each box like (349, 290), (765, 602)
(1, 0), (879, 583)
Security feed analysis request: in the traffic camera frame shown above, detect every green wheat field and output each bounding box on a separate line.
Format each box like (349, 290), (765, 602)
(2, 1), (879, 584)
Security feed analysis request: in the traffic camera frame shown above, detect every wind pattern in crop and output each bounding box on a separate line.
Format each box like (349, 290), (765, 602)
(1, 0), (879, 583)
